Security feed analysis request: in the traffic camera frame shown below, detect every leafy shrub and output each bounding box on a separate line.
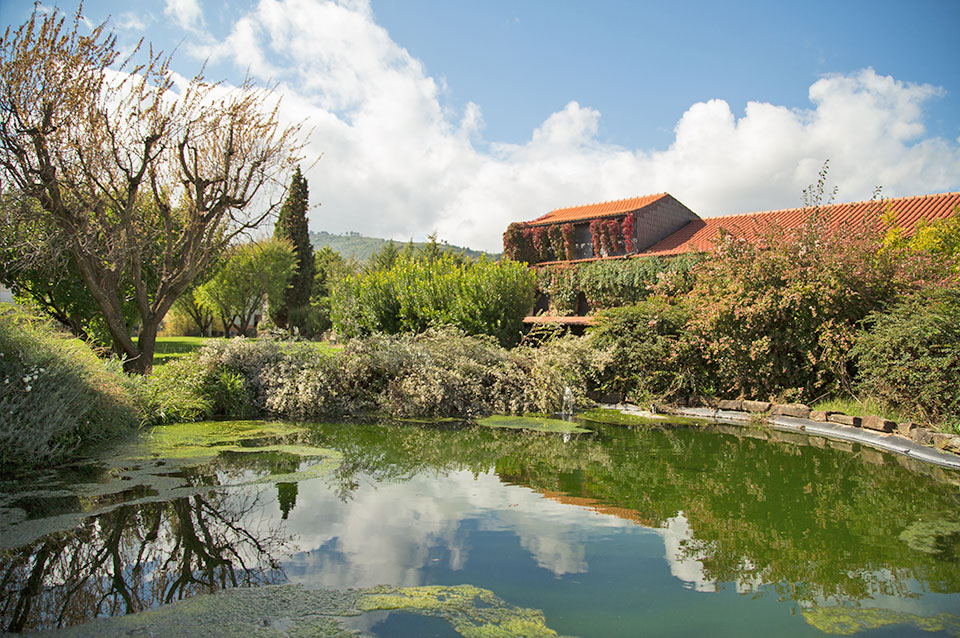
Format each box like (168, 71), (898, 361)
(588, 297), (700, 402)
(194, 338), (288, 416)
(0, 308), (138, 468)
(521, 334), (611, 413)
(683, 215), (953, 401)
(852, 287), (960, 430)
(536, 255), (702, 315)
(134, 355), (212, 425)
(331, 254), (536, 347)
(380, 329), (529, 418)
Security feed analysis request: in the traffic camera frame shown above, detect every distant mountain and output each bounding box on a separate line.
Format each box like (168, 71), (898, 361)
(309, 231), (498, 263)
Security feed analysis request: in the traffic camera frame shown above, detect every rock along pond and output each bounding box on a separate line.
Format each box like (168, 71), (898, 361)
(1, 412), (959, 637)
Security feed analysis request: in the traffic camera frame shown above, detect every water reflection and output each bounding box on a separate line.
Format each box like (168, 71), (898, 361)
(1, 418), (959, 636)
(0, 489), (289, 633)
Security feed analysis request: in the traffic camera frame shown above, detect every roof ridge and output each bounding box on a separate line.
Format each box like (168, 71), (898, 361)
(548, 192), (668, 214)
(704, 191), (960, 220)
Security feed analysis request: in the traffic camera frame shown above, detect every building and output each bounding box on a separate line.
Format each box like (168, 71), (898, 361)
(508, 191), (960, 326)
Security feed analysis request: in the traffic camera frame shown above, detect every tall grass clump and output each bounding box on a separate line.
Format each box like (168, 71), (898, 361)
(331, 255), (536, 347)
(0, 308), (138, 469)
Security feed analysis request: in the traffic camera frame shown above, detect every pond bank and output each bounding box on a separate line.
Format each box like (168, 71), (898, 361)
(608, 401), (960, 470)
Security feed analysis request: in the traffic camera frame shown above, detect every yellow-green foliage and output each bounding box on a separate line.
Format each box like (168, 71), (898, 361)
(884, 208), (960, 265)
(332, 254), (536, 347)
(0, 308), (138, 469)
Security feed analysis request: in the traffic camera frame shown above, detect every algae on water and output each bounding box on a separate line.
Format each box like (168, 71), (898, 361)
(802, 605), (960, 636)
(42, 583), (572, 638)
(476, 415), (590, 434)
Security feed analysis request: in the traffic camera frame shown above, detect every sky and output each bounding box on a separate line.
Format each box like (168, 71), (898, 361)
(2, 0), (959, 252)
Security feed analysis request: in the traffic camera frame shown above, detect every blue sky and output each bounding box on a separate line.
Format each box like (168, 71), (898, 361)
(2, 0), (959, 251)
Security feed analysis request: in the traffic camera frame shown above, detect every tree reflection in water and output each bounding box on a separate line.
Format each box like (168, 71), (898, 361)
(0, 489), (289, 633)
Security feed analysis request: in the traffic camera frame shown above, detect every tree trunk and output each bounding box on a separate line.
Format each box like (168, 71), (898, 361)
(125, 318), (158, 374)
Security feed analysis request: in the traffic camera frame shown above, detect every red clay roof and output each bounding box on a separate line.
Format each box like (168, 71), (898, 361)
(640, 192), (960, 257)
(529, 193), (669, 226)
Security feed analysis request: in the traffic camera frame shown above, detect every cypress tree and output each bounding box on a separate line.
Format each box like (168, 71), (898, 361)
(273, 166), (315, 330)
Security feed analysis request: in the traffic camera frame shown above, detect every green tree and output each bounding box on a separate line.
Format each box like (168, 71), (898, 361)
(0, 7), (303, 372)
(271, 167), (315, 331)
(0, 192), (141, 347)
(195, 239), (296, 336)
(367, 240), (401, 272)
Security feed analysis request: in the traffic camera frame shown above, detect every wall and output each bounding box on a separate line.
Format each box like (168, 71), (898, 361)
(633, 196), (699, 252)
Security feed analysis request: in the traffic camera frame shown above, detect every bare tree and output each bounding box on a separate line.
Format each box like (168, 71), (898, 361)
(0, 7), (304, 372)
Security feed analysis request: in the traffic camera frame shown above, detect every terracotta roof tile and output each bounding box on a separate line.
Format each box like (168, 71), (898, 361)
(640, 192), (960, 257)
(529, 193), (669, 226)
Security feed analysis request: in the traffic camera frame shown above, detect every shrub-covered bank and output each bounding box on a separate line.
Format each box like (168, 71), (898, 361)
(143, 327), (605, 425)
(586, 211), (960, 432)
(0, 309), (139, 469)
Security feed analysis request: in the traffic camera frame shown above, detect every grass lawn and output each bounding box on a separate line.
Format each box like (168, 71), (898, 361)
(148, 336), (219, 363)
(146, 336), (341, 364)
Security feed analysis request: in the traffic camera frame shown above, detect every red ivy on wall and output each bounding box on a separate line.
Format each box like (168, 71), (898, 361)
(532, 226), (551, 262)
(548, 225), (565, 261)
(605, 219), (623, 254)
(561, 223), (575, 260)
(589, 219), (604, 257)
(622, 212), (636, 253)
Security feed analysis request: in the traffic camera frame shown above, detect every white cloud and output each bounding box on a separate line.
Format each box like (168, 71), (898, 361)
(280, 470), (631, 588)
(189, 0), (960, 253)
(164, 0), (204, 32)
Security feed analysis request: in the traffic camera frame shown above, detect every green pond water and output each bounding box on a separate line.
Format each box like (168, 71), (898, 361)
(1, 414), (959, 637)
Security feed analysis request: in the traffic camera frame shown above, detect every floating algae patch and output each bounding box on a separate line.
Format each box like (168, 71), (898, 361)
(898, 517), (960, 556)
(358, 584), (568, 637)
(802, 606), (960, 635)
(0, 425), (341, 551)
(579, 408), (703, 427)
(42, 583), (571, 638)
(129, 420), (311, 461)
(476, 415), (590, 434)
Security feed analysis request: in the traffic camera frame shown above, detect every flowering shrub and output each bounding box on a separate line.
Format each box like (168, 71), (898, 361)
(683, 214), (956, 401)
(520, 333), (611, 413)
(0, 308), (138, 469)
(159, 328), (535, 421)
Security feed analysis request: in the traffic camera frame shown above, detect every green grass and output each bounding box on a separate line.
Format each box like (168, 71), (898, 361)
(148, 336), (219, 363)
(147, 336), (341, 365)
(812, 397), (906, 423)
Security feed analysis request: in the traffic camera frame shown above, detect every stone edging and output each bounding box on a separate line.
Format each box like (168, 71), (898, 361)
(641, 398), (960, 470)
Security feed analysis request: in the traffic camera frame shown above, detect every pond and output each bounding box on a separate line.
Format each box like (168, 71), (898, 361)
(1, 414), (959, 637)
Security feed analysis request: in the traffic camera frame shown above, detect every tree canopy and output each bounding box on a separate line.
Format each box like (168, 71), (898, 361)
(0, 7), (304, 371)
(195, 238), (296, 337)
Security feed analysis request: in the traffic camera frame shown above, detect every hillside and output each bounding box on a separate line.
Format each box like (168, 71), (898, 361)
(310, 231), (498, 262)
